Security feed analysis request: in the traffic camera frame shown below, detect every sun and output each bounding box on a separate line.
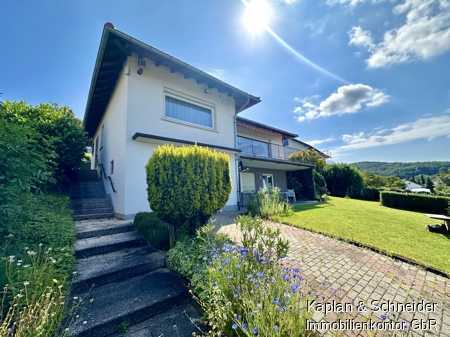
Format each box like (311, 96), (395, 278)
(242, 0), (273, 35)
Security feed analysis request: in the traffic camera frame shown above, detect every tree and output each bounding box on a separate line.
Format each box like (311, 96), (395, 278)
(323, 164), (364, 197)
(0, 101), (87, 184)
(146, 145), (231, 246)
(313, 170), (327, 201)
(289, 149), (326, 172)
(426, 177), (434, 192)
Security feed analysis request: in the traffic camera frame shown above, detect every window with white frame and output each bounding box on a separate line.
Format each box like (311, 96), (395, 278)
(262, 174), (274, 189)
(165, 95), (213, 128)
(240, 172), (256, 193)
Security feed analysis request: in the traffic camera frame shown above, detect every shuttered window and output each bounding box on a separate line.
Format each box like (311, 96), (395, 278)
(165, 96), (213, 128)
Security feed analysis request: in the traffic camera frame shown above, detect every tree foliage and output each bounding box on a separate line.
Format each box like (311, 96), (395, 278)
(146, 145), (231, 245)
(362, 172), (405, 190)
(0, 101), (87, 184)
(289, 149), (326, 172)
(354, 161), (450, 179)
(435, 169), (450, 195)
(313, 170), (327, 200)
(323, 164), (364, 197)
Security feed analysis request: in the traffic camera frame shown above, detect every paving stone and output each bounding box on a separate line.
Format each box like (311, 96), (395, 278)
(216, 218), (450, 337)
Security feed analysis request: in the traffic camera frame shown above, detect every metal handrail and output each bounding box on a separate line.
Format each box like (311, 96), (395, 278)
(99, 163), (117, 193)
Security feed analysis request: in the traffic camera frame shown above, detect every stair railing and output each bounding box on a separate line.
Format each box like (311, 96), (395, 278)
(99, 163), (117, 193)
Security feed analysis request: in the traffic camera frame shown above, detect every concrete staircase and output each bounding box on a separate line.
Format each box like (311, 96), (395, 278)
(67, 172), (202, 336)
(70, 170), (114, 220)
(68, 218), (202, 337)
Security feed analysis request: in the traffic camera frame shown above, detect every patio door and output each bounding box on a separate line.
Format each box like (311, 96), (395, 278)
(240, 172), (256, 193)
(262, 173), (274, 189)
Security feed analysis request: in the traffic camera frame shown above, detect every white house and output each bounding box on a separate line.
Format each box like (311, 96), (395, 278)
(84, 24), (329, 219)
(404, 180), (431, 194)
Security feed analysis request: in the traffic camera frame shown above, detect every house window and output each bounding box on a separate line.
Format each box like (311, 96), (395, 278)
(165, 95), (213, 128)
(262, 174), (274, 189)
(240, 172), (256, 193)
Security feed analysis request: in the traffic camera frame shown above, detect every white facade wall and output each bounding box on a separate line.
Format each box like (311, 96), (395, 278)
(287, 139), (309, 152)
(91, 66), (128, 216)
(237, 124), (284, 145)
(119, 56), (239, 217)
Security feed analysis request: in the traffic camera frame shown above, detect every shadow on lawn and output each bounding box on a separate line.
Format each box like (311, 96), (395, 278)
(291, 200), (330, 212)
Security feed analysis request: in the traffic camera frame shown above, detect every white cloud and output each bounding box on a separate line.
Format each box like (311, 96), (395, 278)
(349, 0), (450, 68)
(348, 26), (375, 51)
(282, 0), (299, 4)
(337, 114), (450, 152)
(294, 84), (389, 122)
(304, 137), (336, 146)
(327, 0), (387, 7)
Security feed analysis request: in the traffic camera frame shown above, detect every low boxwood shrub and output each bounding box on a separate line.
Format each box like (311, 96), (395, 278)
(146, 145), (231, 246)
(380, 191), (450, 214)
(247, 187), (291, 219)
(134, 212), (171, 250)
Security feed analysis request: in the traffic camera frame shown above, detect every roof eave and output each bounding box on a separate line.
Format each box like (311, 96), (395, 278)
(83, 24), (114, 132)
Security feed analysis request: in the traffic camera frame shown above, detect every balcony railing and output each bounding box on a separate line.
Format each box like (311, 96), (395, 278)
(237, 136), (302, 161)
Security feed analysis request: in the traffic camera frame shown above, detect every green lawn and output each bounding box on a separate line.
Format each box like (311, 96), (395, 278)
(274, 197), (450, 275)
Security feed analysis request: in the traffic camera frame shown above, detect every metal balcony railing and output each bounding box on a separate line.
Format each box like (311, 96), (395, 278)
(237, 136), (302, 161)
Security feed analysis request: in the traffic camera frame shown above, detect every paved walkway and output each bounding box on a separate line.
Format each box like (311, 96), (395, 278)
(214, 213), (450, 337)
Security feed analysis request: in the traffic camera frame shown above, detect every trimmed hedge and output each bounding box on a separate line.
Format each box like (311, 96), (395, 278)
(380, 191), (450, 214)
(134, 212), (170, 250)
(146, 145), (231, 241)
(358, 187), (380, 201)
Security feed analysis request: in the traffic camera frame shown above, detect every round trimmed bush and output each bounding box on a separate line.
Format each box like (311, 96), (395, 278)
(146, 145), (231, 245)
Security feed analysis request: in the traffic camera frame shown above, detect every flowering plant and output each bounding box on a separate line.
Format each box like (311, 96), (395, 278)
(169, 216), (314, 337)
(0, 246), (72, 337)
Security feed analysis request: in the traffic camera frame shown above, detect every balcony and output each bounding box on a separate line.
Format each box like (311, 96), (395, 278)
(237, 136), (300, 161)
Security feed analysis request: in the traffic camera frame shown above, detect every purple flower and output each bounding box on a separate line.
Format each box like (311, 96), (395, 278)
(239, 247), (249, 256)
(252, 327), (258, 335)
(291, 283), (300, 293)
(232, 323), (238, 330)
(256, 271), (264, 278)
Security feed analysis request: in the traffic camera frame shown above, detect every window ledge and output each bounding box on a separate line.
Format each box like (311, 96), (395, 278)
(161, 116), (218, 133)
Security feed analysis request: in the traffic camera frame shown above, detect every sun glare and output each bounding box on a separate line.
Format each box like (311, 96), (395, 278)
(242, 0), (273, 35)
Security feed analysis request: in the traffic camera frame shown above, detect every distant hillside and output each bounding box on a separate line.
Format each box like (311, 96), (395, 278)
(353, 161), (450, 179)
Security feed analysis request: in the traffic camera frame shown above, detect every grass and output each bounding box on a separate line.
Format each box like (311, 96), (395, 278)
(274, 196), (450, 275)
(0, 192), (75, 337)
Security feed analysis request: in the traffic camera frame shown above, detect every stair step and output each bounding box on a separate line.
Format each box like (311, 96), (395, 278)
(74, 213), (115, 221)
(73, 207), (114, 216)
(72, 247), (166, 294)
(75, 232), (146, 258)
(108, 301), (202, 337)
(68, 269), (188, 337)
(72, 197), (111, 205)
(73, 203), (113, 211)
(71, 193), (107, 200)
(76, 220), (134, 239)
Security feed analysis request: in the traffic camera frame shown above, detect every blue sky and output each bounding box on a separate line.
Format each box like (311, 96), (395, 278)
(1, 0), (449, 162)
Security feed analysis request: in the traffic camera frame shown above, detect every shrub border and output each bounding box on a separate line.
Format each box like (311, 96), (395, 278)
(275, 219), (450, 279)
